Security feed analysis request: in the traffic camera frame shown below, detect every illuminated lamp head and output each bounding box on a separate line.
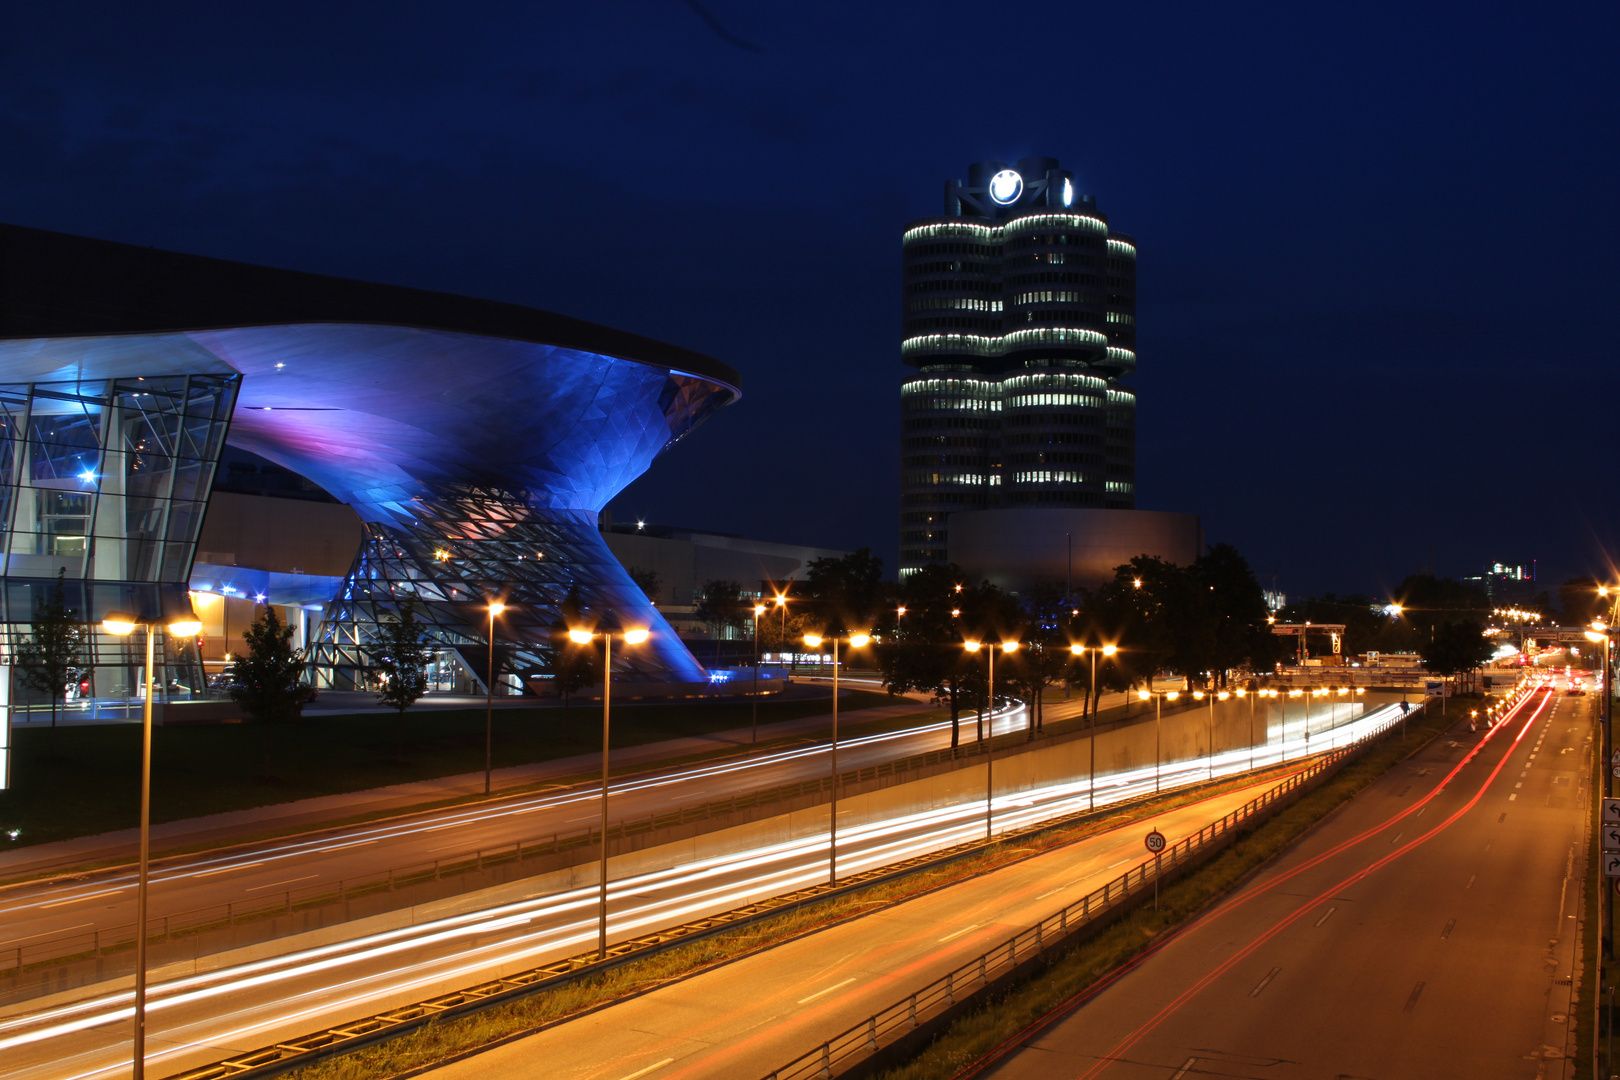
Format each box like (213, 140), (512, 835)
(988, 169), (1023, 205)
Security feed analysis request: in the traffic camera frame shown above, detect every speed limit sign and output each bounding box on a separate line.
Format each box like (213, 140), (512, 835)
(1144, 829), (1166, 854)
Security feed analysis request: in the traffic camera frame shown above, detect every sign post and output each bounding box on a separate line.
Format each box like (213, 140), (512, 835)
(1145, 830), (1166, 910)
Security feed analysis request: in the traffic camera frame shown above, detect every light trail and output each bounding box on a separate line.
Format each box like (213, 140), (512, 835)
(0, 702), (1030, 912)
(0, 702), (1406, 1080)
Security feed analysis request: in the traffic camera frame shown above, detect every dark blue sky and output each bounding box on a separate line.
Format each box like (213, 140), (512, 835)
(2, 2), (1615, 599)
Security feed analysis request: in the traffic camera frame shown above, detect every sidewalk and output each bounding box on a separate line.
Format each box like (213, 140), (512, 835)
(0, 692), (934, 881)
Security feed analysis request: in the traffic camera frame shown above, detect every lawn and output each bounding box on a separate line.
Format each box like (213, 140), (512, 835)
(0, 688), (900, 849)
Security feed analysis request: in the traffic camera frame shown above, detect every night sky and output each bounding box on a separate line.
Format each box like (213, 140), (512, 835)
(3, 2), (1615, 600)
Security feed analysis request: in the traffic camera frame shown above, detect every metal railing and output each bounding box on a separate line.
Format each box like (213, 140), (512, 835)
(760, 710), (1409, 1080)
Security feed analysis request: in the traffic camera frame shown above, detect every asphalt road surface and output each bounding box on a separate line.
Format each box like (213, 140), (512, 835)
(0, 705), (1405, 1080)
(975, 684), (1589, 1080)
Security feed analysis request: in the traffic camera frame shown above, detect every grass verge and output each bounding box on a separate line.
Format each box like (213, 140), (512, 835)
(871, 700), (1456, 1080)
(269, 765), (1305, 1080)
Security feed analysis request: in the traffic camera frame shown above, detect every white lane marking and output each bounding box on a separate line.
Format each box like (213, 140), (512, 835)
(1314, 907), (1335, 927)
(1467, 875), (1477, 889)
(1170, 1058), (1198, 1080)
(616, 1058), (675, 1080)
(192, 861), (265, 878)
(247, 874), (318, 892)
(1509, 794), (1517, 801)
(38, 897), (93, 909)
(939, 924), (981, 943)
(1249, 966), (1281, 997)
(1104, 857), (1129, 869)
(797, 977), (856, 1005)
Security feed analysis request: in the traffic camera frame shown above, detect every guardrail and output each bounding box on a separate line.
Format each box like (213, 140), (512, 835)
(0, 710), (1035, 976)
(759, 708), (1417, 1080)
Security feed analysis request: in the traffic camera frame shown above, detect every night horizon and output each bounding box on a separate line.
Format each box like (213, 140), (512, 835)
(2, 1), (1614, 601)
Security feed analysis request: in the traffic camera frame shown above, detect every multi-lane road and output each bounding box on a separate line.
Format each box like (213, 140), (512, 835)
(974, 683), (1588, 1079)
(0, 699), (1402, 1080)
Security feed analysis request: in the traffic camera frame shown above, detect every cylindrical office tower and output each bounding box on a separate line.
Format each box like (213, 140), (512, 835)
(899, 158), (1138, 578)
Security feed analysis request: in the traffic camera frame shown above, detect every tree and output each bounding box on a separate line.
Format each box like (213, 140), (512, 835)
(804, 548), (890, 636)
(877, 563), (976, 751)
(228, 606), (306, 774)
(1193, 543), (1282, 684)
(694, 579), (744, 639)
(371, 599), (433, 761)
(550, 585), (597, 709)
(626, 566), (661, 603)
(15, 568), (86, 751)
(1419, 619), (1496, 680)
(1007, 578), (1072, 737)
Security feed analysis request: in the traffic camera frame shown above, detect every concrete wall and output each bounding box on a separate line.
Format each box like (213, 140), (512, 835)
(196, 490), (364, 577)
(947, 507), (1202, 592)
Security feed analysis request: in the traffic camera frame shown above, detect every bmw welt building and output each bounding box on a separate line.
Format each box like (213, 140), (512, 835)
(0, 223), (740, 750)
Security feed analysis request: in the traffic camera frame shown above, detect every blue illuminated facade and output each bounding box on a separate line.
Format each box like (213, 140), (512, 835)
(0, 223), (742, 699)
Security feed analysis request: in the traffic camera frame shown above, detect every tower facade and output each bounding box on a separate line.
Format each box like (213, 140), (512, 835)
(899, 156), (1137, 577)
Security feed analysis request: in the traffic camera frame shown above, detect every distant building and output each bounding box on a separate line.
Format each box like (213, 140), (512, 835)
(1462, 560), (1540, 605)
(899, 156), (1139, 579)
(599, 514), (847, 635)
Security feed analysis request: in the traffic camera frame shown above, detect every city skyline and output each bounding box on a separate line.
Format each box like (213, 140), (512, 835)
(0, 3), (1613, 597)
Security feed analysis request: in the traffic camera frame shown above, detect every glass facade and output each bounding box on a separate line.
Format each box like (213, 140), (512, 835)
(0, 373), (238, 709)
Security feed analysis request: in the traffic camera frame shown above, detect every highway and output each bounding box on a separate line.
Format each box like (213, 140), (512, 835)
(971, 682), (1587, 1079)
(0, 703), (1401, 1080)
(0, 698), (1021, 961)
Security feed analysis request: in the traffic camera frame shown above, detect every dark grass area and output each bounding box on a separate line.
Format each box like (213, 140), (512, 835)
(0, 689), (897, 848)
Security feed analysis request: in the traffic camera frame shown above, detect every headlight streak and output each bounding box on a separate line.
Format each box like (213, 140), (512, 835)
(5, 704), (1031, 911)
(4, 702), (1401, 1080)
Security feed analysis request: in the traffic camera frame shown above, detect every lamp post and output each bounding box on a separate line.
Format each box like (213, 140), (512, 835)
(752, 603), (765, 743)
(964, 638), (1018, 839)
(803, 631), (871, 884)
(568, 623), (651, 960)
(483, 602), (506, 796)
(102, 606), (203, 1080)
(1072, 643), (1116, 808)
(1136, 687), (1179, 793)
(774, 594), (788, 672)
(1287, 688), (1304, 762)
(1237, 686), (1251, 770)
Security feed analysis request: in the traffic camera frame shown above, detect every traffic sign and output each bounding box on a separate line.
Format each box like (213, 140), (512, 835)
(1603, 824), (1620, 853)
(1144, 830), (1166, 854)
(1604, 852), (1620, 878)
(1603, 798), (1620, 826)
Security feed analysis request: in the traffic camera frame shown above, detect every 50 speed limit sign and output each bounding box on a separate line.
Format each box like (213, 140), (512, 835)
(1144, 830), (1167, 854)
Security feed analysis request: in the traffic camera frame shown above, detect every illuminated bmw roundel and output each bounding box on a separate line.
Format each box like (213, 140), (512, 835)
(988, 169), (1023, 205)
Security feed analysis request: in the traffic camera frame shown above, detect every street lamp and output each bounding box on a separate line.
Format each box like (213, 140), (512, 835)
(102, 606), (203, 1080)
(1072, 642), (1117, 807)
(484, 602), (506, 796)
(803, 631), (871, 883)
(1137, 687), (1179, 792)
(774, 594), (788, 671)
(751, 603), (766, 743)
(567, 623), (651, 960)
(964, 638), (1018, 839)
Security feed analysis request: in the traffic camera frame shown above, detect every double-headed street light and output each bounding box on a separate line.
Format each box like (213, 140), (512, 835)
(803, 631), (870, 883)
(484, 602), (507, 796)
(102, 607), (204, 1080)
(1136, 687), (1181, 792)
(1071, 643), (1116, 807)
(567, 623), (651, 960)
(964, 638), (1018, 839)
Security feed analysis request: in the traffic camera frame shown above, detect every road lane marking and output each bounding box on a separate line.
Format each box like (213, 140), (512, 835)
(797, 977), (856, 1004)
(615, 1058), (675, 1080)
(1249, 967), (1281, 997)
(1403, 980), (1426, 1012)
(939, 924), (981, 942)
(1441, 918), (1456, 939)
(247, 874), (318, 891)
(1509, 794), (1517, 800)
(39, 897), (92, 908)
(1169, 1058), (1198, 1080)
(192, 861), (265, 877)
(1313, 907), (1335, 927)
(1467, 875), (1477, 889)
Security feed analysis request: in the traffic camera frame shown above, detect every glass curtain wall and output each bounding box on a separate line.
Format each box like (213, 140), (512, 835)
(0, 374), (240, 720)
